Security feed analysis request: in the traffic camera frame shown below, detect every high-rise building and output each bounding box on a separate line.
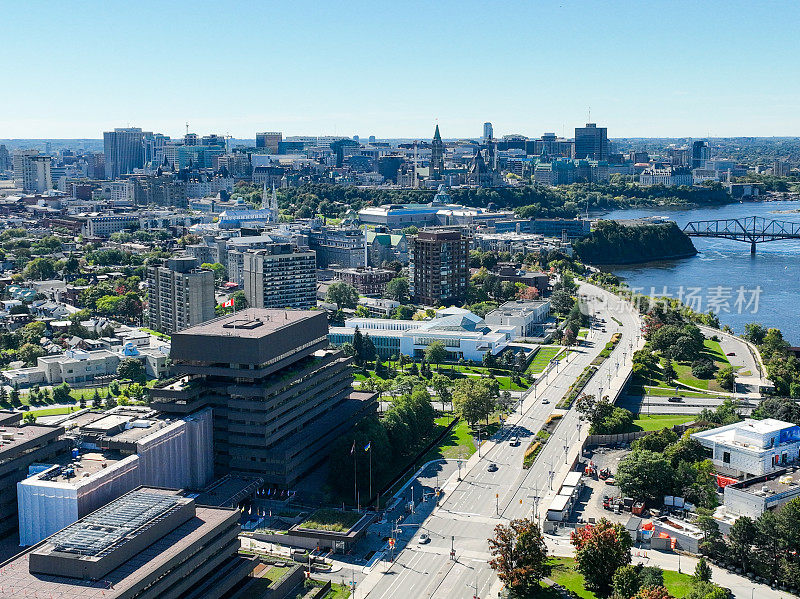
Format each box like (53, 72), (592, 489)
(409, 229), (469, 306)
(430, 125), (444, 180)
(0, 144), (10, 171)
(16, 154), (53, 192)
(150, 309), (377, 486)
(483, 122), (493, 140)
(256, 131), (282, 153)
(773, 160), (789, 177)
(103, 127), (146, 179)
(692, 140), (710, 169)
(147, 255), (215, 334)
(574, 123), (608, 160)
(243, 244), (317, 309)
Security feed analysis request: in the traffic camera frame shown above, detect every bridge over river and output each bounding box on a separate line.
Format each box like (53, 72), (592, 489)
(683, 216), (800, 253)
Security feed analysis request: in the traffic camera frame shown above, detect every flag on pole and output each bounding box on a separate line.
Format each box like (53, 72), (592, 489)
(220, 297), (234, 308)
(364, 442), (371, 452)
(350, 440), (356, 455)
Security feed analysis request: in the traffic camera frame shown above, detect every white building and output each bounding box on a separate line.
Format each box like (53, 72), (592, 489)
(692, 418), (800, 478)
(17, 406), (213, 545)
(328, 307), (513, 362)
(485, 300), (551, 338)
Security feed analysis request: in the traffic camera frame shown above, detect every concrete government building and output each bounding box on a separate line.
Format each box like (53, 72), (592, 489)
(151, 309), (376, 487)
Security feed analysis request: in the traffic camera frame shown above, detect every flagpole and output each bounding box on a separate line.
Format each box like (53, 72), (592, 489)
(369, 444), (372, 502)
(353, 446), (357, 508)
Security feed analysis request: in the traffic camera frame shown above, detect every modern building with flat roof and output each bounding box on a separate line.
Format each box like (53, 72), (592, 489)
(692, 418), (800, 478)
(0, 487), (251, 599)
(147, 255), (216, 334)
(243, 244), (317, 309)
(150, 309), (376, 487)
(0, 411), (69, 540)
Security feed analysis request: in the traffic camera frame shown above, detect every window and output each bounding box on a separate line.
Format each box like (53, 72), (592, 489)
(723, 451), (730, 464)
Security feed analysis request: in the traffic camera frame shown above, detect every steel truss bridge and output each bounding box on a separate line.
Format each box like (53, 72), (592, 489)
(682, 216), (800, 253)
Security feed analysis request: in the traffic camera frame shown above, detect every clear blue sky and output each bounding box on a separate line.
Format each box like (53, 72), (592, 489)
(3, 0), (799, 139)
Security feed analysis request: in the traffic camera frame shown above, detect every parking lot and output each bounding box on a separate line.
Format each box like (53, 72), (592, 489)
(571, 446), (634, 527)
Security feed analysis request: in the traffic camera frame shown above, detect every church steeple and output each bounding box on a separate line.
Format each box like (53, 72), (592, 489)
(431, 124), (444, 180)
(433, 124), (441, 142)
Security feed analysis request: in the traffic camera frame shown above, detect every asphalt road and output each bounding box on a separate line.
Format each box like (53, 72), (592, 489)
(358, 283), (643, 599)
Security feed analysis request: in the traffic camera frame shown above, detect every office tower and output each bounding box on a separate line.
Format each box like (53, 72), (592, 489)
(0, 144), (10, 171)
(692, 140), (710, 169)
(774, 160), (789, 177)
(147, 255), (215, 334)
(5, 487), (250, 599)
(151, 309), (376, 486)
(255, 131), (282, 153)
(430, 124), (444, 180)
(483, 122), (493, 140)
(574, 123), (608, 160)
(243, 244), (317, 309)
(16, 154), (53, 192)
(184, 132), (199, 146)
(103, 127), (145, 179)
(409, 229), (469, 306)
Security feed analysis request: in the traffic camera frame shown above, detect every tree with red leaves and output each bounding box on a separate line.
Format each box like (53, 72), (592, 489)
(571, 518), (632, 597)
(488, 518), (548, 595)
(633, 586), (674, 599)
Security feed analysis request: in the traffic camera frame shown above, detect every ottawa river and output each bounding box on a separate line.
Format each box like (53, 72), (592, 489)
(600, 199), (800, 344)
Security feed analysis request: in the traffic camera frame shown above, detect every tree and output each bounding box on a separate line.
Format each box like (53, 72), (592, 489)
(18, 343), (46, 366)
(726, 515), (755, 572)
(91, 388), (102, 409)
(326, 281), (359, 310)
(352, 327), (364, 366)
(691, 359), (715, 379)
(743, 322), (767, 345)
(424, 341), (448, 372)
(21, 321), (47, 345)
(612, 564), (640, 599)
(662, 359), (676, 384)
(715, 365), (735, 391)
(488, 518), (548, 595)
(385, 277), (409, 303)
(117, 357), (146, 383)
(616, 450), (674, 505)
(452, 378), (498, 425)
(201, 262), (226, 283)
(361, 335), (377, 366)
(638, 566), (664, 590)
(431, 374), (452, 412)
(571, 518), (632, 597)
(9, 387), (21, 407)
(52, 382), (72, 404)
(550, 288), (574, 314)
(23, 412), (37, 424)
(23, 257), (56, 280)
(693, 557), (712, 583)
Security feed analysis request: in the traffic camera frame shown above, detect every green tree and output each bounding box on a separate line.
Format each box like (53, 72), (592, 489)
(23, 257), (57, 280)
(550, 288), (574, 314)
(23, 412), (37, 424)
(488, 518), (548, 595)
(571, 518), (632, 597)
(384, 277), (409, 303)
(693, 557), (712, 583)
(201, 262), (226, 283)
(117, 357), (146, 383)
(424, 341), (448, 372)
(18, 343), (46, 366)
(715, 365), (735, 391)
(21, 321), (47, 345)
(452, 378), (497, 425)
(616, 450), (674, 505)
(326, 281), (359, 310)
(612, 564), (641, 599)
(726, 515), (755, 572)
(431, 374), (452, 412)
(52, 383), (72, 404)
(743, 322), (767, 345)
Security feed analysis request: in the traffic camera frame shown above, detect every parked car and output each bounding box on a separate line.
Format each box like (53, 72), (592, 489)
(726, 352), (735, 356)
(487, 463), (498, 472)
(418, 533), (430, 544)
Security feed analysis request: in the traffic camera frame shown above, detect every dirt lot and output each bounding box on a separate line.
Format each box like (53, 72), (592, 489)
(572, 446), (634, 526)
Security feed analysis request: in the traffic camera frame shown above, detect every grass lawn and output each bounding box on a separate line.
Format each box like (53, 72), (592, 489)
(629, 414), (695, 432)
(526, 346), (562, 375)
(29, 406), (78, 417)
(549, 557), (698, 598)
(641, 386), (724, 399)
(420, 416), (476, 462)
(300, 509), (362, 532)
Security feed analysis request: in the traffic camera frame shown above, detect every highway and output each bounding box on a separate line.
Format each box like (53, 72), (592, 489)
(358, 282), (643, 599)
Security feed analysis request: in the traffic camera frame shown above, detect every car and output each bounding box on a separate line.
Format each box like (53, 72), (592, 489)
(726, 352), (735, 356)
(542, 398), (550, 404)
(668, 396), (683, 402)
(509, 436), (520, 447)
(418, 533), (430, 544)
(487, 463), (498, 472)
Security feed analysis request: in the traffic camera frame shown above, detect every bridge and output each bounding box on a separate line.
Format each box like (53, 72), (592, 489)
(682, 216), (800, 254)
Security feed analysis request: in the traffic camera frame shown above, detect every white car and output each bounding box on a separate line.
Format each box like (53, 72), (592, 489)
(418, 533), (431, 544)
(509, 436), (520, 446)
(542, 398), (550, 404)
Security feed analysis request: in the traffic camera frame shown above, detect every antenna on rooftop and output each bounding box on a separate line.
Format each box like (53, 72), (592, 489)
(186, 122), (190, 136)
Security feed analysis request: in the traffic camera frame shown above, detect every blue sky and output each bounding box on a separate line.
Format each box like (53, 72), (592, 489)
(3, 0), (799, 139)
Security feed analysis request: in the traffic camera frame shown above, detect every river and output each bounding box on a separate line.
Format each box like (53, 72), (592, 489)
(599, 199), (800, 344)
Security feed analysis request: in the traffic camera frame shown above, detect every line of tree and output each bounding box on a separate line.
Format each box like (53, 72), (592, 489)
(574, 221), (698, 265)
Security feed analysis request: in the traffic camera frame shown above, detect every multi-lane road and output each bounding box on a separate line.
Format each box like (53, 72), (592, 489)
(358, 283), (643, 598)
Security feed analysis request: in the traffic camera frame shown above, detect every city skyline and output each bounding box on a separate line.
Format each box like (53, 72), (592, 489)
(3, 0), (800, 139)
